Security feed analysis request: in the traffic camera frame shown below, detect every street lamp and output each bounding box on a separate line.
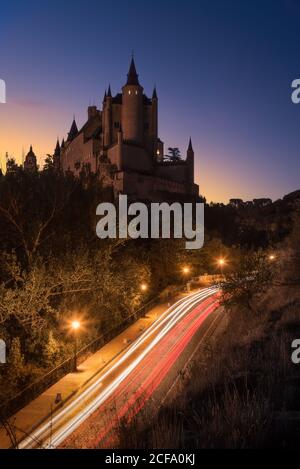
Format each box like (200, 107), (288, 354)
(141, 283), (148, 292)
(71, 320), (81, 372)
(269, 254), (276, 261)
(217, 257), (227, 274)
(182, 266), (190, 275)
(71, 320), (80, 331)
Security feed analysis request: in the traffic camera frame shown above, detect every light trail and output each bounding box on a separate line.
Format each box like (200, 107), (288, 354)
(48, 289), (217, 448)
(90, 299), (219, 448)
(19, 287), (218, 449)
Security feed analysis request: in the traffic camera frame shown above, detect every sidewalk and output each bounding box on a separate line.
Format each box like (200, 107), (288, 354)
(0, 301), (171, 448)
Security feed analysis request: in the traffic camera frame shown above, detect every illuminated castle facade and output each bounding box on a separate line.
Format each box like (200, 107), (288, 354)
(53, 59), (199, 202)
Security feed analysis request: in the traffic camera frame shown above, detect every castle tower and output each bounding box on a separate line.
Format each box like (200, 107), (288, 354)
(67, 118), (78, 142)
(122, 58), (144, 144)
(104, 85), (113, 147)
(151, 86), (162, 159)
(101, 90), (107, 147)
(186, 138), (194, 185)
(53, 139), (61, 170)
(54, 138), (60, 157)
(116, 125), (123, 170)
(88, 105), (97, 119)
(24, 145), (37, 172)
(151, 87), (158, 139)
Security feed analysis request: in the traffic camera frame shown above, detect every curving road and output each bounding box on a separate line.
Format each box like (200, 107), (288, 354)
(19, 287), (220, 449)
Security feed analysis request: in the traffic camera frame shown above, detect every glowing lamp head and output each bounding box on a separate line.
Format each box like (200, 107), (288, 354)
(218, 258), (226, 267)
(71, 320), (80, 331)
(183, 266), (190, 274)
(269, 254), (276, 261)
(141, 283), (148, 292)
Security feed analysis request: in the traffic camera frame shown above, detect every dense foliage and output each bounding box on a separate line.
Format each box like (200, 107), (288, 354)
(0, 164), (296, 402)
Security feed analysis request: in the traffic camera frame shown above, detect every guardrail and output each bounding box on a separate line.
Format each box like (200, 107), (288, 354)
(1, 297), (159, 420)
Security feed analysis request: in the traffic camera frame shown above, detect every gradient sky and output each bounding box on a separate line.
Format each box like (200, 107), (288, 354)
(0, 0), (300, 202)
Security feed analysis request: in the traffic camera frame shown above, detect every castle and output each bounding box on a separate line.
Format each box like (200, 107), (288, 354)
(52, 58), (199, 202)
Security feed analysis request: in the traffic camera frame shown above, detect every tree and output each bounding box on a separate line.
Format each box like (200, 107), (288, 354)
(273, 213), (300, 287)
(43, 154), (55, 172)
(220, 251), (272, 313)
(166, 147), (181, 162)
(6, 157), (19, 174)
(0, 171), (73, 266)
(8, 338), (24, 376)
(0, 257), (56, 332)
(43, 331), (60, 366)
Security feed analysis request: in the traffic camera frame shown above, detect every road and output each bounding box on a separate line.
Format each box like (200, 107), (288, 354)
(19, 287), (220, 449)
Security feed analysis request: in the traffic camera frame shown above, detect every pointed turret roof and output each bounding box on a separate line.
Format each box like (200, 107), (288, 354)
(126, 57), (140, 86)
(107, 85), (112, 97)
(152, 86), (157, 99)
(54, 139), (60, 157)
(188, 138), (193, 152)
(26, 145), (36, 158)
(61, 138), (65, 149)
(67, 118), (78, 142)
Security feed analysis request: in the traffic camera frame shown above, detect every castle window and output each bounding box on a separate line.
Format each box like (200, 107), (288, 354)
(135, 90), (138, 95)
(114, 122), (120, 129)
(128, 90), (131, 95)
(156, 150), (160, 156)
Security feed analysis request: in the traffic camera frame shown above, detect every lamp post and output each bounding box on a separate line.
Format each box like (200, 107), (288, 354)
(71, 320), (80, 372)
(181, 266), (191, 293)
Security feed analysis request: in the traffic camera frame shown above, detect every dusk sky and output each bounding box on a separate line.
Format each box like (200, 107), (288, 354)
(0, 0), (300, 202)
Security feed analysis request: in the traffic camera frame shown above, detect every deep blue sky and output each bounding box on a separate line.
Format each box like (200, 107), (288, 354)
(0, 0), (299, 202)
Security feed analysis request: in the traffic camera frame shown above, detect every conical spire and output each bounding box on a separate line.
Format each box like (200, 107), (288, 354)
(54, 138), (60, 157)
(61, 138), (65, 149)
(188, 138), (193, 152)
(152, 86), (157, 99)
(107, 84), (112, 97)
(27, 145), (36, 158)
(67, 118), (78, 142)
(126, 57), (140, 86)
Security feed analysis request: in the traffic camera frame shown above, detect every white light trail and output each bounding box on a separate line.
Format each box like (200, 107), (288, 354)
(20, 287), (218, 449)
